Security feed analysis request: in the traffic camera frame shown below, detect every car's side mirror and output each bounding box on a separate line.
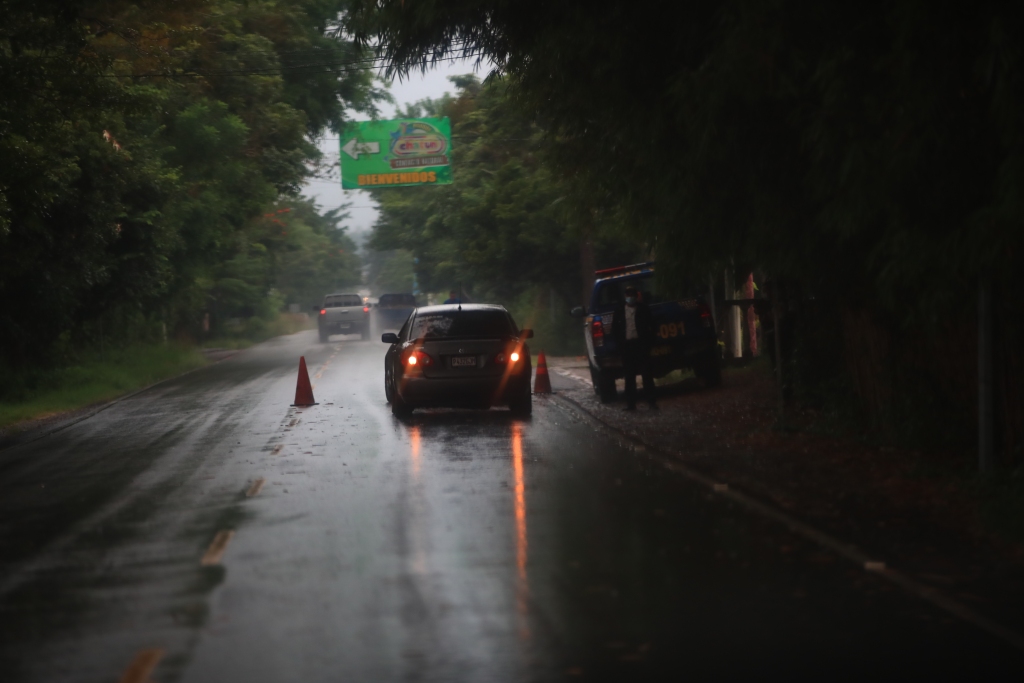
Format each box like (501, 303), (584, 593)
(570, 306), (587, 318)
(521, 329), (535, 339)
(381, 332), (399, 344)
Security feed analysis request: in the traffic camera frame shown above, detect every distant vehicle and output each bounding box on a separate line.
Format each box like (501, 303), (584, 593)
(572, 262), (720, 402)
(318, 293), (370, 342)
(381, 304), (534, 416)
(375, 292), (417, 332)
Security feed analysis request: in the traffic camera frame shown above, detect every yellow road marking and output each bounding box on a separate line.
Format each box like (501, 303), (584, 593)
(118, 648), (164, 683)
(245, 478), (265, 497)
(200, 530), (235, 566)
(271, 444), (283, 455)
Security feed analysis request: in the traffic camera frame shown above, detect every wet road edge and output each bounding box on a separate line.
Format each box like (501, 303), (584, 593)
(546, 391), (1024, 653)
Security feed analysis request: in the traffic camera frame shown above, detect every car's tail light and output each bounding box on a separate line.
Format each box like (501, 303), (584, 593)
(319, 309), (326, 315)
(363, 306), (369, 312)
(698, 303), (712, 327)
(494, 351), (522, 364)
(510, 352), (520, 362)
(406, 350), (433, 367)
(592, 317), (605, 347)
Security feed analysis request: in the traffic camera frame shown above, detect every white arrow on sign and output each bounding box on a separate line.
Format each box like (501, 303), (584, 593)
(341, 138), (380, 159)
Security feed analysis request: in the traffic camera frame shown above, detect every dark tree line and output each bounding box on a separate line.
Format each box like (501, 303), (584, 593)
(0, 0), (382, 369)
(351, 1), (1024, 464)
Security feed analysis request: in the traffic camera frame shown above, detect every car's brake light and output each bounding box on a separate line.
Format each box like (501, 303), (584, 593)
(592, 317), (604, 347)
(406, 350), (433, 367)
(510, 352), (520, 363)
(363, 306), (369, 312)
(320, 309), (326, 315)
(494, 351), (522, 365)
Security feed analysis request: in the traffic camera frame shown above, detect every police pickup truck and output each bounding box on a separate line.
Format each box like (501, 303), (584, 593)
(318, 293), (370, 342)
(572, 262), (720, 402)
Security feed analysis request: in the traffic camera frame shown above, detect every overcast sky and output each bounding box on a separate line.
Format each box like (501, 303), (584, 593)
(301, 58), (489, 246)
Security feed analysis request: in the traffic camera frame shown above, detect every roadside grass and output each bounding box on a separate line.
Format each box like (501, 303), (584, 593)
(202, 313), (313, 350)
(0, 313), (314, 432)
(0, 343), (208, 431)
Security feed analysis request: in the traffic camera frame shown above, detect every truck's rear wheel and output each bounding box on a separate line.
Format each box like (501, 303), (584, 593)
(590, 363), (617, 403)
(319, 328), (330, 343)
(694, 350), (722, 387)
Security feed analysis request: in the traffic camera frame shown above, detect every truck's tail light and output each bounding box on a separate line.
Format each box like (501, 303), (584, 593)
(698, 303), (712, 327)
(592, 317), (605, 347)
(406, 350), (433, 367)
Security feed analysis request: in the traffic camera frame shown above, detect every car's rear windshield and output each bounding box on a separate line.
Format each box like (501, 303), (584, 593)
(378, 293), (416, 307)
(324, 295), (362, 307)
(409, 310), (514, 340)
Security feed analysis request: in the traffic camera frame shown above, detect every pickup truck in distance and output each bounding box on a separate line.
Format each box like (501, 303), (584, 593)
(572, 262), (720, 402)
(374, 293), (417, 333)
(318, 293), (370, 342)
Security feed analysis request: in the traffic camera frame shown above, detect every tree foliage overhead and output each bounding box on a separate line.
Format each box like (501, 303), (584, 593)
(351, 1), (1024, 458)
(370, 75), (639, 306)
(0, 0), (383, 364)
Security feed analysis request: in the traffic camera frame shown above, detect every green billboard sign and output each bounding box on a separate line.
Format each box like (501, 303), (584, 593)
(339, 117), (452, 189)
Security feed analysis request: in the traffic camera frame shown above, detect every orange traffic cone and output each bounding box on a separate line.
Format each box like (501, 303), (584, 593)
(533, 351), (552, 394)
(292, 356), (318, 406)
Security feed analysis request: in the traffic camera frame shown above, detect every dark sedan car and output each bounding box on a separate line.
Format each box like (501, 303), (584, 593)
(381, 304), (534, 416)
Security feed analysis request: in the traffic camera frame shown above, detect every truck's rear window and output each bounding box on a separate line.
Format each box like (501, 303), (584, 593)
(596, 273), (663, 306)
(378, 293), (416, 307)
(324, 295), (362, 307)
(409, 311), (514, 340)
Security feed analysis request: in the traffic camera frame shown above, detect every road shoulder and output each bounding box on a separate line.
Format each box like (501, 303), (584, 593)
(545, 356), (1024, 643)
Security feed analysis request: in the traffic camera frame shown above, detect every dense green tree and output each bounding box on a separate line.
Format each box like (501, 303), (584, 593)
(350, 0), (1024, 459)
(0, 0), (382, 364)
(370, 76), (638, 307)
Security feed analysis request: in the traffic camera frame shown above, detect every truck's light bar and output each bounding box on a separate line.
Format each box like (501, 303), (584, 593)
(594, 261), (655, 277)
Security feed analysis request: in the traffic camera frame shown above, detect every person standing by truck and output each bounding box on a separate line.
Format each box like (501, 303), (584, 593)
(613, 285), (658, 410)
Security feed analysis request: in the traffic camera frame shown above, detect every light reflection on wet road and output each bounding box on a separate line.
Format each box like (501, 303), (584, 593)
(0, 331), (1021, 681)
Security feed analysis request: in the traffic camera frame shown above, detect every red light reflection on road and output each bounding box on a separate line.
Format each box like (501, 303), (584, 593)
(410, 425), (421, 477)
(512, 423), (530, 638)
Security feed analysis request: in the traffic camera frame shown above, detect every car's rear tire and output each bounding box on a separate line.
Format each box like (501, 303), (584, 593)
(509, 383), (532, 416)
(590, 363), (617, 403)
(319, 328), (330, 343)
(384, 361), (395, 403)
(390, 383), (413, 416)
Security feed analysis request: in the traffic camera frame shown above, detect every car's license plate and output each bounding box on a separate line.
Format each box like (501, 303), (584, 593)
(338, 323), (351, 329)
(451, 356), (477, 367)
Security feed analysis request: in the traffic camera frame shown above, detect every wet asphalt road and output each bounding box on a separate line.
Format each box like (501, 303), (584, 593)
(1, 331), (1022, 682)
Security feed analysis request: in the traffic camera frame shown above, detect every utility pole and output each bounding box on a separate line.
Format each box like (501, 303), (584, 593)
(978, 276), (994, 475)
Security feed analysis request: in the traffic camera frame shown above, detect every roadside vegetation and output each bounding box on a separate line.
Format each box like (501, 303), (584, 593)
(0, 311), (313, 431)
(1, 0), (378, 428)
(350, 2), (1024, 476)
(0, 343), (206, 431)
